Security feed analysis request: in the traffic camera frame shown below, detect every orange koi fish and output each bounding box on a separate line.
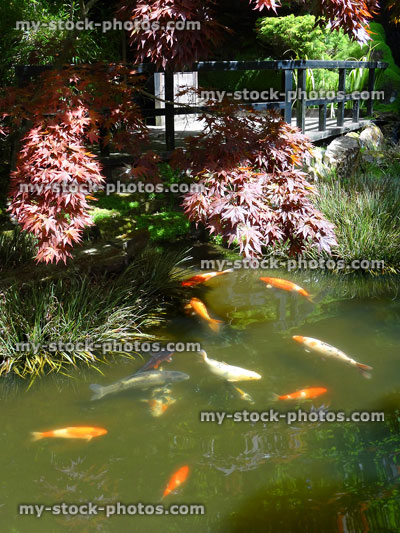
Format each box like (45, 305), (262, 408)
(185, 297), (223, 332)
(293, 336), (373, 379)
(181, 269), (233, 287)
(162, 466), (190, 499)
(277, 387), (327, 400)
(31, 426), (107, 442)
(260, 277), (313, 302)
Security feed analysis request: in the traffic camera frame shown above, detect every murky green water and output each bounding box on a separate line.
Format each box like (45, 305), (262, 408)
(1, 270), (400, 533)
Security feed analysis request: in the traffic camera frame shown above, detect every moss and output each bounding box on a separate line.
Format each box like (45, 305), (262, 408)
(135, 211), (190, 241)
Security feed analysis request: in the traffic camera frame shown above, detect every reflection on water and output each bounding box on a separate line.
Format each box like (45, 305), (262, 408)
(0, 270), (400, 533)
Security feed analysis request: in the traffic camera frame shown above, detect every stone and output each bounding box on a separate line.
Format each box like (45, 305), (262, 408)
(359, 124), (385, 150)
(305, 147), (330, 181)
(323, 135), (360, 177)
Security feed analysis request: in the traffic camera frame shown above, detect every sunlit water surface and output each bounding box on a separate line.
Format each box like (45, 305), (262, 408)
(1, 270), (400, 533)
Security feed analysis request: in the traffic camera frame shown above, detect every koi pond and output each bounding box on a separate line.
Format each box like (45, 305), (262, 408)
(1, 269), (400, 532)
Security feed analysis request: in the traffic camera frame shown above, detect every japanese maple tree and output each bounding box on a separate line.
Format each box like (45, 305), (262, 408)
(0, 0), (388, 263)
(172, 97), (337, 257)
(1, 65), (158, 263)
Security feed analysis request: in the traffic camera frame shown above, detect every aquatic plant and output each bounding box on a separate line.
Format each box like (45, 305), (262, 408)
(0, 246), (190, 381)
(307, 172), (400, 273)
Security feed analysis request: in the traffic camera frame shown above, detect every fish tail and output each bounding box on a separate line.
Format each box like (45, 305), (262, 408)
(31, 432), (44, 442)
(223, 268), (234, 274)
(199, 350), (208, 362)
(356, 363), (373, 379)
(90, 384), (105, 401)
(271, 393), (280, 401)
(209, 320), (223, 333)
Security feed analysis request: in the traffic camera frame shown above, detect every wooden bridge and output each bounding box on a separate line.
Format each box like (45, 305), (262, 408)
(16, 59), (388, 156)
(135, 59), (388, 151)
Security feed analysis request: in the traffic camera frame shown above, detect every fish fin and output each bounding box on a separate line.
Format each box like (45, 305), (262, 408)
(209, 320), (223, 333)
(89, 384), (104, 401)
(305, 349), (311, 353)
(356, 363), (373, 379)
(31, 432), (44, 442)
(306, 296), (314, 304)
(271, 393), (280, 401)
(223, 268), (234, 273)
(86, 436), (93, 442)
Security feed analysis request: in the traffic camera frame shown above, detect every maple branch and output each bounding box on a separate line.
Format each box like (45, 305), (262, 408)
(135, 87), (222, 118)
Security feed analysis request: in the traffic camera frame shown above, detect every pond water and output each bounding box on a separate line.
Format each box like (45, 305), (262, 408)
(1, 270), (400, 533)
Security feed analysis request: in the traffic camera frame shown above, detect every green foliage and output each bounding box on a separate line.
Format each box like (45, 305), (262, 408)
(0, 227), (37, 270)
(256, 15), (365, 61)
(198, 47), (280, 93)
(89, 164), (191, 242)
(0, 0), (120, 83)
(0, 246), (190, 381)
(256, 15), (366, 94)
(136, 211), (190, 241)
(307, 170), (400, 273)
(368, 23), (400, 113)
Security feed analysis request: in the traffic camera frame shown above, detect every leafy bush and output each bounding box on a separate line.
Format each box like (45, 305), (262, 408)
(369, 23), (400, 113)
(256, 15), (364, 61)
(0, 0), (120, 84)
(0, 246), (190, 381)
(256, 15), (366, 93)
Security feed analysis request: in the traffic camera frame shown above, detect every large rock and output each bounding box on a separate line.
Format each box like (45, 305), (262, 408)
(359, 124), (385, 150)
(323, 135), (360, 177)
(306, 147), (329, 181)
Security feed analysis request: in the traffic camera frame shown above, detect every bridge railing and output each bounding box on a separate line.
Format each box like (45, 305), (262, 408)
(134, 60), (388, 150)
(16, 59), (388, 151)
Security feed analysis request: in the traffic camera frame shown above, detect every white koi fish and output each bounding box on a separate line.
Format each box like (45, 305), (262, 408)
(292, 336), (373, 379)
(200, 350), (261, 382)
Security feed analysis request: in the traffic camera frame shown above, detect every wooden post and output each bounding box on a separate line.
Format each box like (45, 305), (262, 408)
(337, 68), (346, 127)
(352, 99), (360, 123)
(367, 68), (376, 116)
(282, 69), (293, 124)
(296, 68), (306, 132)
(319, 104), (327, 131)
(164, 70), (175, 151)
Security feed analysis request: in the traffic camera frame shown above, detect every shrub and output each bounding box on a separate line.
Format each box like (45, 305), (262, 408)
(369, 22), (400, 113)
(256, 15), (366, 93)
(256, 15), (365, 61)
